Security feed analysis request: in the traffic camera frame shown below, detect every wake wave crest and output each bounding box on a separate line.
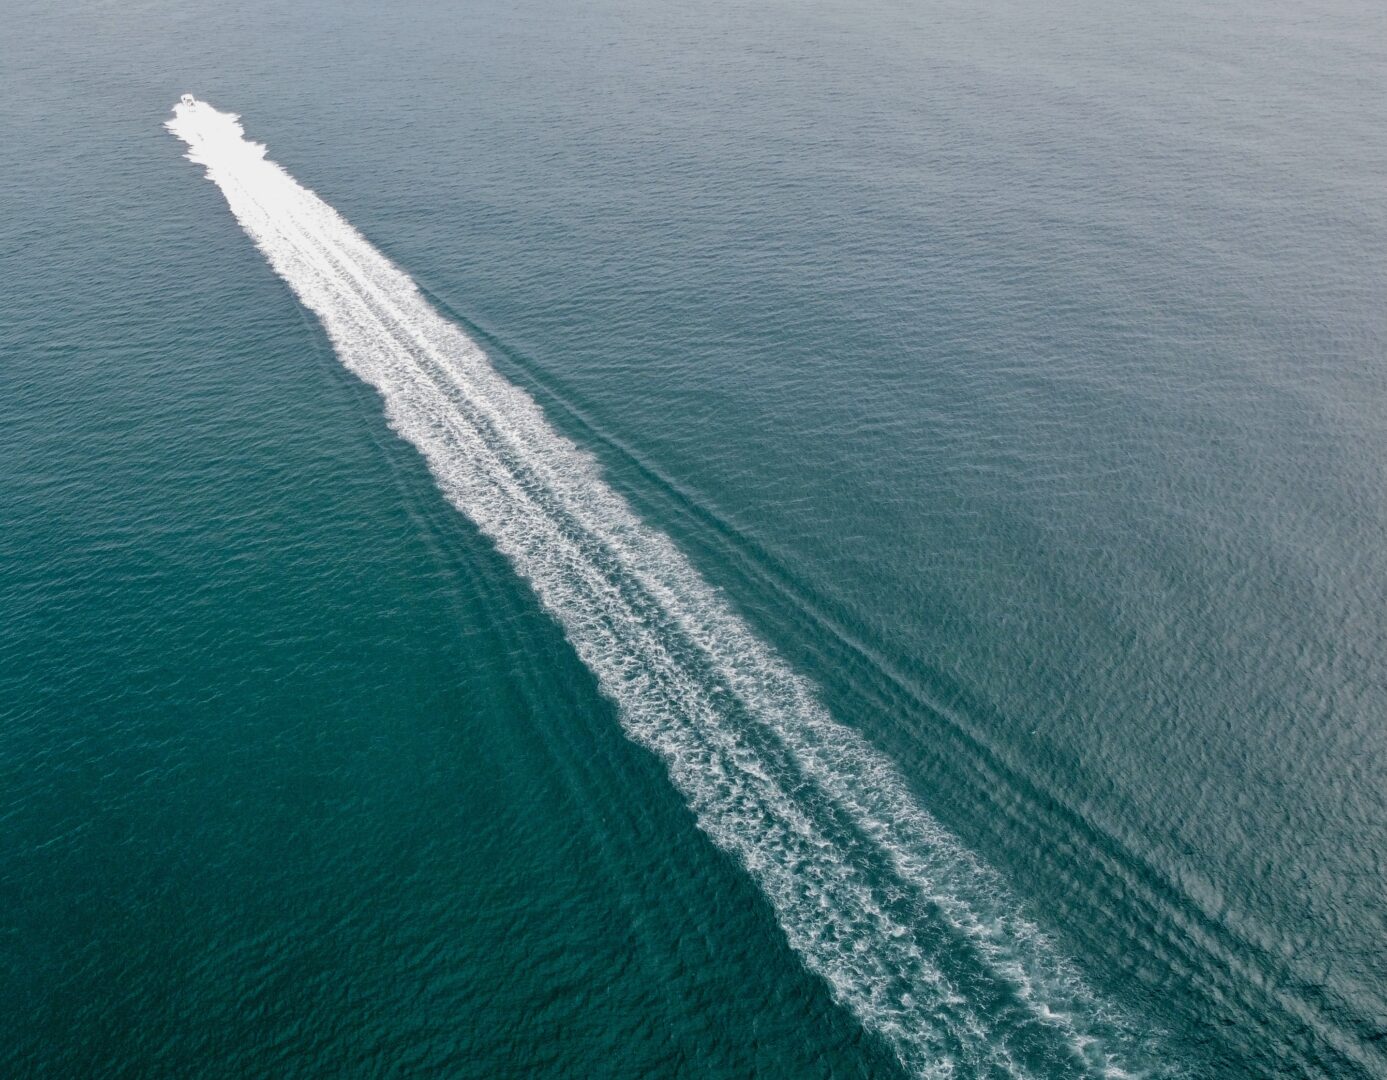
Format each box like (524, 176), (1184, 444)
(168, 98), (1169, 1079)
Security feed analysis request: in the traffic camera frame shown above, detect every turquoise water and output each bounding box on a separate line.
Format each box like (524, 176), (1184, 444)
(3, 1), (1385, 1076)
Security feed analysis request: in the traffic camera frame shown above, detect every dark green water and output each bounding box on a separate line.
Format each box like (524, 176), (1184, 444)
(3, 1), (1385, 1076)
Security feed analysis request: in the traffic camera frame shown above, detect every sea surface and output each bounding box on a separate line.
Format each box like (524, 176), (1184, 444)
(2, 1), (1385, 1077)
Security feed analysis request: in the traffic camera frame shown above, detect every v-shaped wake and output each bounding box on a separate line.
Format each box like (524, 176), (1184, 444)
(167, 96), (1170, 1079)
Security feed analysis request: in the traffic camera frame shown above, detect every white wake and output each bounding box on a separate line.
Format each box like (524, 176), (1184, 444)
(168, 97), (1163, 1079)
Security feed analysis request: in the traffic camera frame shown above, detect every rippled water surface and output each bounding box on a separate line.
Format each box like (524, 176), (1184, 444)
(3, 1), (1385, 1076)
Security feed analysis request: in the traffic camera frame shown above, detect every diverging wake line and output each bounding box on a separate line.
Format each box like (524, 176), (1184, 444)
(168, 97), (1169, 1079)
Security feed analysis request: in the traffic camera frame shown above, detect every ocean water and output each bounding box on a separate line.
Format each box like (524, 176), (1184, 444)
(2, 1), (1385, 1077)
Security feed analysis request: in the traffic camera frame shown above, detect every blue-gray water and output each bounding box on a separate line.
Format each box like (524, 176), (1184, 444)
(2, 1), (1385, 1076)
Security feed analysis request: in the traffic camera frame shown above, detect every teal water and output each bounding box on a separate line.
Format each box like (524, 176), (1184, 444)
(3, 1), (1385, 1077)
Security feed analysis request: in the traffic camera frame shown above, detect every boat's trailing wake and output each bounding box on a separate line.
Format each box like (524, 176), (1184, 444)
(167, 98), (1171, 1079)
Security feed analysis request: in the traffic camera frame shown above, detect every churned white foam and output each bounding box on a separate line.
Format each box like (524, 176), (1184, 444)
(167, 98), (1162, 1079)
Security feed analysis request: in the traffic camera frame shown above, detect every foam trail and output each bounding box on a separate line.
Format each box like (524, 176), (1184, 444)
(168, 98), (1171, 1079)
